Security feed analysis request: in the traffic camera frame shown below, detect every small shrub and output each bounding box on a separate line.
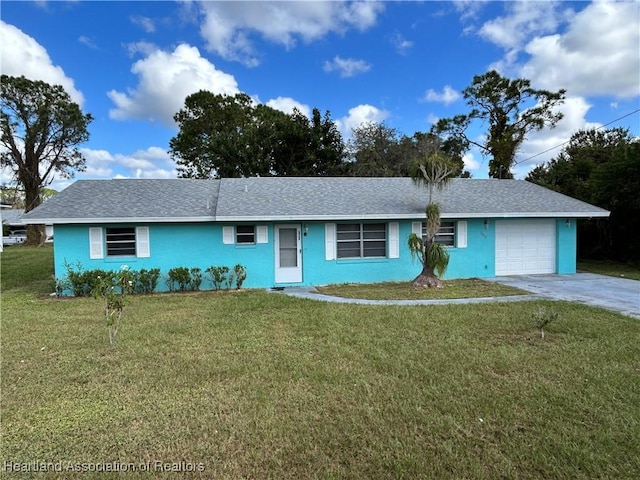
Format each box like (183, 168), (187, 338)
(166, 267), (191, 292)
(189, 267), (203, 291)
(133, 268), (160, 294)
(225, 270), (235, 290)
(64, 262), (116, 297)
(92, 265), (134, 347)
(206, 266), (229, 291)
(233, 264), (247, 289)
(51, 275), (71, 297)
(532, 307), (559, 339)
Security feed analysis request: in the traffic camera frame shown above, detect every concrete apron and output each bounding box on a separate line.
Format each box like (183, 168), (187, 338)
(487, 273), (640, 319)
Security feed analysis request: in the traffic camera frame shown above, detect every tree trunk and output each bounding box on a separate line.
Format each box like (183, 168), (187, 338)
(25, 224), (46, 246)
(411, 263), (443, 289)
(21, 171), (44, 246)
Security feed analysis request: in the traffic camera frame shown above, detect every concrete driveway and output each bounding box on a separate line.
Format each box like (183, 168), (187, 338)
(273, 273), (640, 320)
(488, 273), (640, 319)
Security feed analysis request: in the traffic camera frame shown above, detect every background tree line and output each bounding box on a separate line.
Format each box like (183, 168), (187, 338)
(526, 127), (640, 263)
(169, 91), (469, 178)
(3, 72), (637, 263)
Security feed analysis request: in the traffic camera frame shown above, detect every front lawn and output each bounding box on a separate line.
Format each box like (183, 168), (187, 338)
(2, 247), (639, 479)
(578, 259), (640, 281)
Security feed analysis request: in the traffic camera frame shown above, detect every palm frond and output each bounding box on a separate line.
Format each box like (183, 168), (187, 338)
(427, 242), (450, 278)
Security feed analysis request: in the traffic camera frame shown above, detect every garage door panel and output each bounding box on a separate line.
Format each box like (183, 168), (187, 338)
(496, 220), (556, 275)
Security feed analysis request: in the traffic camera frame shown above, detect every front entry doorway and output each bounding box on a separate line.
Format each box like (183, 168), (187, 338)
(274, 224), (302, 283)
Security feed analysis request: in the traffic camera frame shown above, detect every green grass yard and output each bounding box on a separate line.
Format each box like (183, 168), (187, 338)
(578, 259), (640, 281)
(1, 246), (640, 479)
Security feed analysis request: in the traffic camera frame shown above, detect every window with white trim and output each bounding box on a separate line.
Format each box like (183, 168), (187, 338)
(336, 223), (386, 258)
(236, 225), (255, 244)
(420, 221), (456, 246)
(106, 227), (137, 256)
(89, 226), (150, 259)
(223, 225), (268, 245)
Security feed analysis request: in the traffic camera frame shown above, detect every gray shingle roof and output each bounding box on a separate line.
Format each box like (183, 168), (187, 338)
(22, 179), (219, 223)
(1, 209), (25, 226)
(216, 177), (612, 220)
(22, 177), (609, 224)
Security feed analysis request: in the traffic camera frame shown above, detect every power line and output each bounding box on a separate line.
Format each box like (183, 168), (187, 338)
(515, 107), (640, 165)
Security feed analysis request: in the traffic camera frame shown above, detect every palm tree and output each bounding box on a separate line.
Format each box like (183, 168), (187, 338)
(408, 154), (457, 288)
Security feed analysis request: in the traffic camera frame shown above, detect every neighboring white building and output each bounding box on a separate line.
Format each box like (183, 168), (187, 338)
(1, 208), (53, 249)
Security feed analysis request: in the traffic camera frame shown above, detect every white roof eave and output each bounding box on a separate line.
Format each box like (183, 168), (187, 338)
(22, 210), (610, 225)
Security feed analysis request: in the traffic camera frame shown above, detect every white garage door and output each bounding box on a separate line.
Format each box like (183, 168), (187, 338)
(495, 220), (556, 276)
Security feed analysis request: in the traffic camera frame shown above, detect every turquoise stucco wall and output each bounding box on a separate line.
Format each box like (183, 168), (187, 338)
(52, 217), (577, 293)
(299, 219), (495, 286)
(53, 223), (276, 290)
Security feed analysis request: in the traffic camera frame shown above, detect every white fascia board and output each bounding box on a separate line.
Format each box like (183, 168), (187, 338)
(21, 216), (217, 225)
(440, 211), (610, 219)
(217, 211), (610, 222)
(23, 210), (609, 225)
(214, 214), (424, 222)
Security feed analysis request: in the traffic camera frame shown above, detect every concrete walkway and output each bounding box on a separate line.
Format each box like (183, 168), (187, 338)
(268, 273), (640, 319)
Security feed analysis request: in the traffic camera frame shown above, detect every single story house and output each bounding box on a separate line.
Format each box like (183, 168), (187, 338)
(21, 177), (609, 292)
(1, 208), (54, 244)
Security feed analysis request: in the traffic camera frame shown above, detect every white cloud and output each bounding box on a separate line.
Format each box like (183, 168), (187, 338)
(266, 97), (310, 117)
(336, 104), (389, 138)
(53, 146), (177, 189)
(475, 1), (639, 99)
(462, 152), (481, 172)
(422, 85), (461, 105)
(0, 21), (85, 105)
(391, 32), (413, 55)
(107, 43), (239, 126)
(130, 15), (156, 33)
(323, 56), (371, 78)
(125, 41), (157, 57)
(452, 0), (490, 22)
(196, 1), (384, 66)
(479, 1), (567, 52)
(514, 96), (601, 178)
(520, 1), (640, 98)
(426, 113), (439, 126)
(78, 35), (97, 50)
(0, 142), (172, 192)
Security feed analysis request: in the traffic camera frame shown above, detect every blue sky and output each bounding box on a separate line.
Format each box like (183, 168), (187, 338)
(1, 0), (639, 191)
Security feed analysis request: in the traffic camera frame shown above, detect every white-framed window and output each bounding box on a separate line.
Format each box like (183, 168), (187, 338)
(223, 225), (268, 245)
(413, 220), (467, 248)
(106, 227), (137, 256)
(336, 223), (386, 258)
(434, 221), (455, 246)
(89, 226), (150, 259)
(236, 225), (255, 244)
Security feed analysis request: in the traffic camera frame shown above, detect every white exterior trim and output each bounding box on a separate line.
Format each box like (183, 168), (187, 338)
(456, 221), (467, 249)
(22, 210), (610, 225)
(89, 227), (103, 259)
(388, 222), (399, 258)
(136, 226), (150, 258)
(222, 226), (234, 244)
(325, 223), (336, 261)
(256, 225), (268, 244)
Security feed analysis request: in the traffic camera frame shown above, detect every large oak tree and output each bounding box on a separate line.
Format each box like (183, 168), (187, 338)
(170, 91), (345, 178)
(1, 75), (92, 244)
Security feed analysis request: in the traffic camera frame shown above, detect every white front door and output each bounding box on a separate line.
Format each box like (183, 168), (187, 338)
(275, 224), (302, 283)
